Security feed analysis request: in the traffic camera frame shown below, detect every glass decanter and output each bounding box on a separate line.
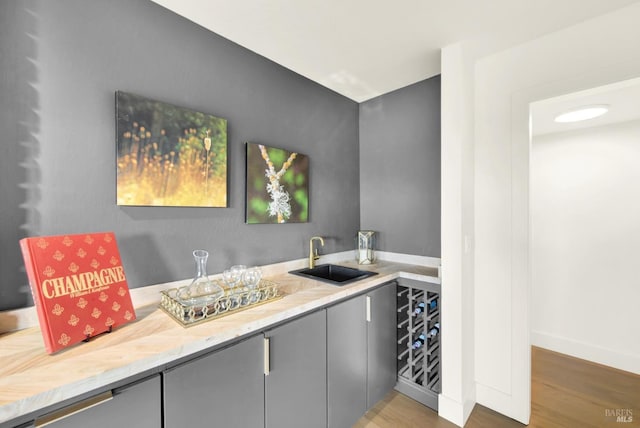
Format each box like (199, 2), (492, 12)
(177, 250), (224, 304)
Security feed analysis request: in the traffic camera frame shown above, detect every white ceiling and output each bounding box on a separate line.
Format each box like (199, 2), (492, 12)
(531, 77), (640, 136)
(151, 0), (638, 102)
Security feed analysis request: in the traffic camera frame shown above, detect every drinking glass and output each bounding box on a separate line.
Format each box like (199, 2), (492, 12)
(242, 266), (262, 290)
(222, 268), (241, 291)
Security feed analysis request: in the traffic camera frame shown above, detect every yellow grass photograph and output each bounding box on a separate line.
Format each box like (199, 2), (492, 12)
(116, 91), (227, 207)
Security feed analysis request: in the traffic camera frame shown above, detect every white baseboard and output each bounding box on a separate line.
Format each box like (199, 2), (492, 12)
(438, 393), (476, 427)
(532, 330), (640, 375)
(438, 394), (464, 427)
(475, 382), (531, 425)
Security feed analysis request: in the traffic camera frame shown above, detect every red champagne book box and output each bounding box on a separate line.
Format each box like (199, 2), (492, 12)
(19, 232), (136, 354)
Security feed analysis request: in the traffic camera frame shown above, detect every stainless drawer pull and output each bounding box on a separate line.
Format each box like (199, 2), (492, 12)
(35, 391), (113, 427)
(264, 337), (270, 376)
(366, 295), (371, 322)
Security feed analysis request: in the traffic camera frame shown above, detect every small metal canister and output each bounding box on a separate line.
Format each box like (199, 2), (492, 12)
(356, 230), (376, 264)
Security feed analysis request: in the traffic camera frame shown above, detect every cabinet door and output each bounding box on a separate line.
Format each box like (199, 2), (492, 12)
(265, 310), (326, 428)
(367, 281), (398, 407)
(327, 294), (367, 428)
(163, 334), (264, 428)
(36, 374), (161, 428)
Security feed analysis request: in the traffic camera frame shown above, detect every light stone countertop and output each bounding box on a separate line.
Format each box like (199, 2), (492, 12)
(0, 255), (439, 424)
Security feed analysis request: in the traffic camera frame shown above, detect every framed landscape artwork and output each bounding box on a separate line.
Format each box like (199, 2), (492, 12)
(116, 91), (228, 207)
(245, 142), (309, 224)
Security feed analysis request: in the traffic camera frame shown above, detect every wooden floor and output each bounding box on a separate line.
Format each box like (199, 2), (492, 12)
(354, 346), (640, 427)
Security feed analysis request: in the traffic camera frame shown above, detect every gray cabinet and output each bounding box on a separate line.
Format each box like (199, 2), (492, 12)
(34, 375), (161, 428)
(367, 282), (398, 407)
(264, 310), (327, 428)
(164, 310), (326, 428)
(163, 334), (264, 428)
(327, 293), (368, 428)
(327, 281), (397, 428)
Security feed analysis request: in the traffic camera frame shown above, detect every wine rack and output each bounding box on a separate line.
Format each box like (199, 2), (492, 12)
(395, 277), (440, 411)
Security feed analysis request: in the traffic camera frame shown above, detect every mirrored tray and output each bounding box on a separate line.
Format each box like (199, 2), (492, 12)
(160, 279), (282, 327)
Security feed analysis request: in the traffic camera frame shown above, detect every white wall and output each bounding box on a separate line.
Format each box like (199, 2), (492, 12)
(439, 2), (640, 424)
(439, 42), (476, 427)
(531, 120), (640, 374)
(472, 4), (640, 424)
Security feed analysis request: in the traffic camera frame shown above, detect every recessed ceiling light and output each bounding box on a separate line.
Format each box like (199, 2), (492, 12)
(554, 105), (609, 123)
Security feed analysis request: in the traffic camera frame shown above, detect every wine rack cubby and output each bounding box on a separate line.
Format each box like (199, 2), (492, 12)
(395, 277), (440, 411)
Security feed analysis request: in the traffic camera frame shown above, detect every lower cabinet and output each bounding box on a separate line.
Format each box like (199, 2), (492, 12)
(8, 283), (397, 428)
(327, 293), (368, 428)
(163, 309), (327, 428)
(366, 282), (398, 407)
(163, 334), (265, 428)
(34, 374), (161, 428)
(264, 309), (327, 428)
(327, 281), (397, 427)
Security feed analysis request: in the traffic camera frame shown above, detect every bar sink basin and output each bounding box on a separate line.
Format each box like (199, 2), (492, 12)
(289, 264), (378, 286)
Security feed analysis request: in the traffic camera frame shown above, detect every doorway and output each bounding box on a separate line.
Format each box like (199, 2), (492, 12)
(528, 77), (640, 375)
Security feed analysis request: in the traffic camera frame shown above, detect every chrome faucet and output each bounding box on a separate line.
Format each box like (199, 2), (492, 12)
(309, 236), (325, 269)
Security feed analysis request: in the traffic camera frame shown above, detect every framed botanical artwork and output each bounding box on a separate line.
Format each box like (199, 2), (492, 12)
(116, 91), (227, 207)
(245, 142), (309, 224)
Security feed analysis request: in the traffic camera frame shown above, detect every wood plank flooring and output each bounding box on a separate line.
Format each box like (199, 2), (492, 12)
(355, 346), (639, 427)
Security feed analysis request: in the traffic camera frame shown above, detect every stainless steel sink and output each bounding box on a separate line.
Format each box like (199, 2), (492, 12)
(289, 264), (378, 286)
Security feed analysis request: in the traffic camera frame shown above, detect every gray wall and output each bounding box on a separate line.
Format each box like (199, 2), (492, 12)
(0, 1), (38, 311)
(0, 0), (359, 310)
(359, 77), (441, 257)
